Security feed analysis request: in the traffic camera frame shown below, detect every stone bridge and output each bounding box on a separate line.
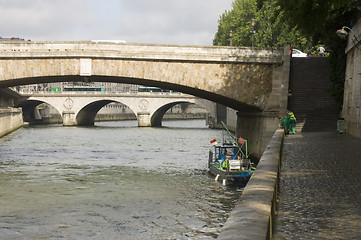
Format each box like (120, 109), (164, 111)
(18, 92), (216, 127)
(0, 41), (291, 157)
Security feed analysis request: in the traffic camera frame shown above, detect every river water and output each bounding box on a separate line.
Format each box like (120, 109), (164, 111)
(0, 120), (243, 240)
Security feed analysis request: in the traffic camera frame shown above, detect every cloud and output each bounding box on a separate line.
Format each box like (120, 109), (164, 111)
(0, 0), (233, 45)
(0, 0), (97, 40)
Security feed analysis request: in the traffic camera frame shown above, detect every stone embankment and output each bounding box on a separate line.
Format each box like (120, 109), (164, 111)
(217, 129), (284, 239)
(0, 107), (25, 137)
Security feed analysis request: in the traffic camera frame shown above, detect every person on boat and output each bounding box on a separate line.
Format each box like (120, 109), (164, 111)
(222, 156), (230, 170)
(286, 110), (297, 134)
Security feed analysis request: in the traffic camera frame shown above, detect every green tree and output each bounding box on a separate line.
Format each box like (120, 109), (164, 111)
(213, 0), (258, 47)
(213, 0), (310, 51)
(255, 0), (309, 49)
(213, 10), (234, 46)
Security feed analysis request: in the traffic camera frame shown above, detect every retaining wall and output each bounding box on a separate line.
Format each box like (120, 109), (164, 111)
(0, 107), (25, 137)
(342, 18), (361, 137)
(217, 128), (284, 240)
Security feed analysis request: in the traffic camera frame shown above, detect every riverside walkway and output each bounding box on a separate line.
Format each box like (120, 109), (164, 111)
(274, 132), (361, 239)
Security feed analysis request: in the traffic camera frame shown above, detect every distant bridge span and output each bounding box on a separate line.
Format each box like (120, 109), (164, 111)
(18, 92), (216, 127)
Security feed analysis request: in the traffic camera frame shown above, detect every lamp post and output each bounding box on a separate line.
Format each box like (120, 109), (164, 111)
(336, 26), (361, 50)
(229, 30), (233, 46)
(250, 18), (256, 48)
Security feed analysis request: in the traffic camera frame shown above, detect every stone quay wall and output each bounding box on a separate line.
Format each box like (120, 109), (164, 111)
(342, 18), (361, 137)
(217, 128), (284, 240)
(0, 107), (25, 137)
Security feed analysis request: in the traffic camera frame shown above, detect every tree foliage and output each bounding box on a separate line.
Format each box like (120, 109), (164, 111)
(277, 0), (359, 45)
(213, 0), (310, 50)
(213, 0), (257, 47)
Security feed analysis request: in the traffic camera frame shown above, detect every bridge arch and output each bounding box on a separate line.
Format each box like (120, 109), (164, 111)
(18, 99), (62, 124)
(150, 101), (199, 127)
(76, 97), (212, 127)
(76, 100), (115, 126)
(12, 75), (262, 112)
(0, 42), (289, 114)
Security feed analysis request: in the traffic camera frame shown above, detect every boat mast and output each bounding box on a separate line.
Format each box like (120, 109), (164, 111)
(221, 121), (247, 158)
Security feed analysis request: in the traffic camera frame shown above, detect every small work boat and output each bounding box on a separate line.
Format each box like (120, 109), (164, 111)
(208, 123), (255, 185)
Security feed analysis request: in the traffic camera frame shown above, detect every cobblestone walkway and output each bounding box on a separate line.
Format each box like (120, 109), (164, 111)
(274, 132), (361, 240)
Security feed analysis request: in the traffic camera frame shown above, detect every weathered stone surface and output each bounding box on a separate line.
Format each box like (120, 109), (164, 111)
(342, 18), (361, 137)
(0, 107), (24, 137)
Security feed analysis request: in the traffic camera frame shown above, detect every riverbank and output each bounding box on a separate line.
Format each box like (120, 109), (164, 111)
(0, 107), (26, 138)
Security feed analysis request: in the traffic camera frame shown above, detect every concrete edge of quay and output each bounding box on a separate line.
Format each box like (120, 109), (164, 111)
(0, 107), (27, 138)
(217, 128), (284, 240)
(0, 123), (27, 138)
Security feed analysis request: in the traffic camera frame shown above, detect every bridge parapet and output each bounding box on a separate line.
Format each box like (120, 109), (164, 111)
(0, 41), (283, 64)
(19, 91), (190, 98)
(0, 42), (289, 114)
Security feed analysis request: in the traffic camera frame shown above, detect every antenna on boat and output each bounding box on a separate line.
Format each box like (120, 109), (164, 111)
(221, 121), (248, 158)
(222, 129), (225, 144)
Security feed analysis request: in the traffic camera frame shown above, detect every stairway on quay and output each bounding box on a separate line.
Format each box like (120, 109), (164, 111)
(287, 57), (340, 132)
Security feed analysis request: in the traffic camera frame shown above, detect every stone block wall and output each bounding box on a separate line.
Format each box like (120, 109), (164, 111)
(0, 107), (24, 137)
(342, 18), (361, 137)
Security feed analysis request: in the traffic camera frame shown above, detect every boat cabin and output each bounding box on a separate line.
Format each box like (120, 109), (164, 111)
(212, 145), (239, 168)
(215, 145), (239, 161)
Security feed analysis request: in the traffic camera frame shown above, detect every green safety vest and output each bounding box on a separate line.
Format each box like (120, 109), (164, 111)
(288, 112), (296, 120)
(222, 159), (229, 169)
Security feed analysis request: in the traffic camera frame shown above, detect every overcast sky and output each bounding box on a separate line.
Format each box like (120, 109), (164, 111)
(0, 0), (233, 46)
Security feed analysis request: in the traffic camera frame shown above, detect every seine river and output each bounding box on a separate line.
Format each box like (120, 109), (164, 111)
(0, 120), (242, 239)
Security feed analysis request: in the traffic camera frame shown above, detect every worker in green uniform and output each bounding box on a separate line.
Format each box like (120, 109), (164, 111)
(286, 110), (297, 134)
(280, 117), (287, 133)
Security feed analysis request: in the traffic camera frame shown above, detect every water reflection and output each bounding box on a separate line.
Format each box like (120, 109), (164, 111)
(0, 120), (242, 239)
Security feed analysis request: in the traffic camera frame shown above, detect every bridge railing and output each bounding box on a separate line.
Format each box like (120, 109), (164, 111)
(17, 90), (188, 97)
(0, 41), (284, 64)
